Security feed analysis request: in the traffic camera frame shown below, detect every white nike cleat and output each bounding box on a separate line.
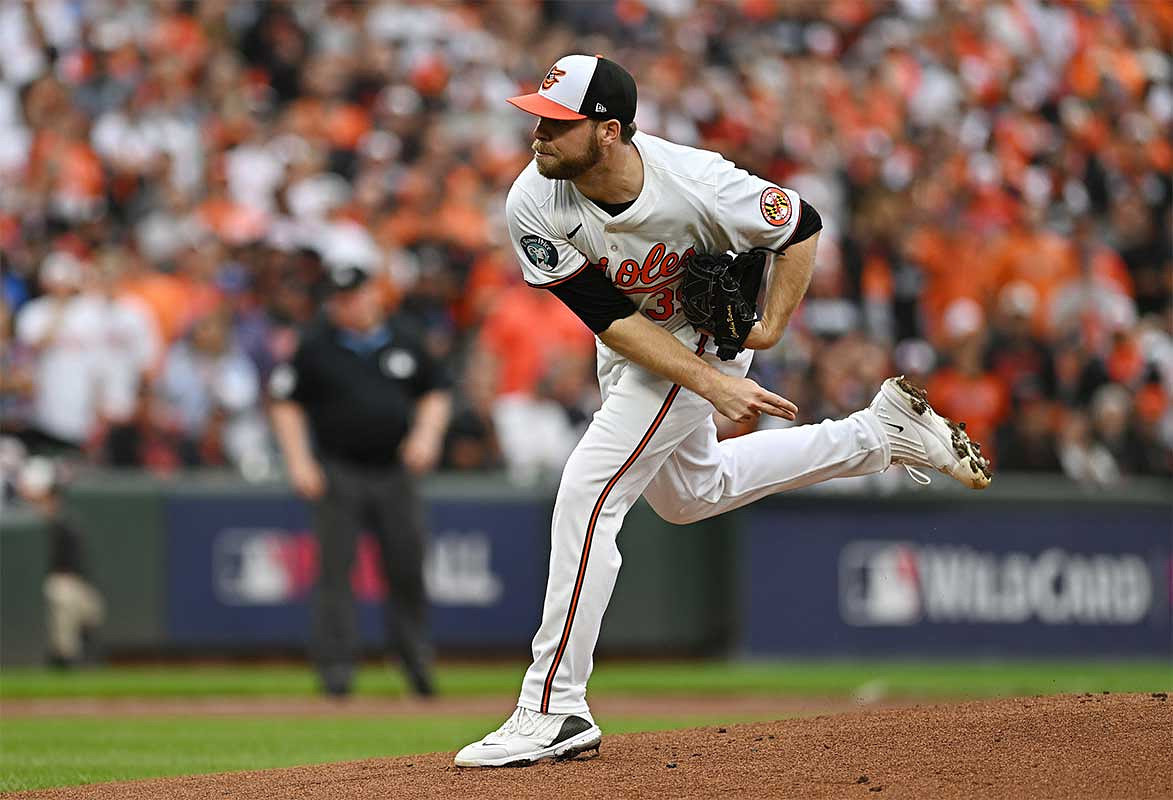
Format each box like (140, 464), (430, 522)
(870, 376), (993, 489)
(453, 706), (602, 767)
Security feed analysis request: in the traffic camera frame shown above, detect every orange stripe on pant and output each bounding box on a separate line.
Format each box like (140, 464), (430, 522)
(540, 335), (708, 713)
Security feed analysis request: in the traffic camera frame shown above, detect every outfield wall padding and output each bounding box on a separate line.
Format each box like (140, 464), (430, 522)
(1, 471), (1169, 663)
(598, 498), (736, 653)
(739, 495), (1172, 657)
(0, 507), (50, 666)
(66, 479), (169, 648)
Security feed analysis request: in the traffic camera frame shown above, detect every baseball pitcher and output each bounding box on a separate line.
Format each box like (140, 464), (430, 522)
(455, 55), (991, 767)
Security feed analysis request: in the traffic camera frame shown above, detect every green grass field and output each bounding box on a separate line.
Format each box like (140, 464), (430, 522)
(4, 658), (1170, 699)
(1, 659), (1169, 794)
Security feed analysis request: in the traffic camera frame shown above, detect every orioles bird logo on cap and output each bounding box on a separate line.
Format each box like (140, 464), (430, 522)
(541, 66), (567, 90)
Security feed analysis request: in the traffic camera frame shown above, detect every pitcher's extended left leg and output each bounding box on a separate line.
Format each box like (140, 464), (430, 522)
(643, 410), (889, 524)
(643, 376), (992, 526)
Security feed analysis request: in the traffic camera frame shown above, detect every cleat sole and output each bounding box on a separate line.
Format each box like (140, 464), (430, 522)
(555, 741), (601, 762)
(891, 376), (993, 490)
(947, 420), (993, 488)
(455, 729), (601, 768)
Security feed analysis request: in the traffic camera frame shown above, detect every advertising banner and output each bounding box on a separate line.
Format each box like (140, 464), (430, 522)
(164, 493), (547, 648)
(741, 503), (1172, 656)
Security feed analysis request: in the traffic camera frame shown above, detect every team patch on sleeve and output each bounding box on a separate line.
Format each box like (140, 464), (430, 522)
(520, 235), (559, 271)
(759, 187), (792, 227)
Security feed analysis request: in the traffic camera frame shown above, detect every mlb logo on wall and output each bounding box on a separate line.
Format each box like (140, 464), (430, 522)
(213, 528), (316, 605)
(839, 540), (1155, 627)
(839, 541), (922, 626)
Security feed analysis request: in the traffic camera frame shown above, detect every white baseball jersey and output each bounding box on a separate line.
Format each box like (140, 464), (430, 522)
(506, 131), (804, 333)
(503, 131), (891, 717)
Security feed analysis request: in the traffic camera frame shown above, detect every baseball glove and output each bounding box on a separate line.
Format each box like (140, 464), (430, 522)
(680, 250), (767, 360)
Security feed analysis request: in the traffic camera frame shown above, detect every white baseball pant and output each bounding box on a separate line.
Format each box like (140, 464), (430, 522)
(518, 330), (892, 714)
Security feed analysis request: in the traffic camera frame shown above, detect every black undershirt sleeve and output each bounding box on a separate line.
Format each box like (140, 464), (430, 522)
(544, 264), (637, 334)
(786, 199), (822, 249)
(541, 202), (820, 334)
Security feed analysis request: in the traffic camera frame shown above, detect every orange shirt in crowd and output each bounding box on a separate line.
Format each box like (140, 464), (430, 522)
(988, 226), (1078, 333)
(122, 272), (221, 343)
(1071, 243), (1133, 298)
(907, 228), (999, 341)
(477, 286), (594, 397)
(196, 198), (269, 246)
(434, 167), (491, 252)
(29, 132), (104, 202)
(376, 205), (431, 248)
(1106, 335), (1146, 387)
(147, 12), (208, 72)
(122, 272), (188, 342)
(174, 275), (223, 329)
(453, 249), (515, 329)
(325, 104), (371, 151)
(926, 368), (1010, 464)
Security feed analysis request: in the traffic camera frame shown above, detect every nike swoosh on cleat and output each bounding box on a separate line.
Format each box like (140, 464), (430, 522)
(884, 422), (905, 433)
(567, 223), (582, 238)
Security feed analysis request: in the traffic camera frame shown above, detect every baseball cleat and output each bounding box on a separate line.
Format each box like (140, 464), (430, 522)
(869, 376), (993, 489)
(453, 706), (602, 767)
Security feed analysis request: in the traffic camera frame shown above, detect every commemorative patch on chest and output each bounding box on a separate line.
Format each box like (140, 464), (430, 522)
(760, 187), (792, 227)
(520, 235), (558, 271)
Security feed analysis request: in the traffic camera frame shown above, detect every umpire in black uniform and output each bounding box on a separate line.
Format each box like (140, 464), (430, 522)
(270, 263), (451, 697)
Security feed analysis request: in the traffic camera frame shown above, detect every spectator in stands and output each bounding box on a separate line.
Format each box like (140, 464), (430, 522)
(1132, 381), (1173, 475)
(14, 252), (105, 454)
(494, 351), (598, 487)
(927, 299), (1010, 464)
(93, 248), (160, 466)
(1049, 220), (1138, 350)
(1057, 410), (1120, 486)
(1053, 335), (1111, 410)
(442, 352), (502, 472)
(1089, 383), (1149, 477)
(986, 282), (1056, 407)
(154, 308), (268, 472)
(996, 396), (1062, 473)
(0, 0), (1167, 484)
(0, 299), (35, 438)
(475, 284), (595, 484)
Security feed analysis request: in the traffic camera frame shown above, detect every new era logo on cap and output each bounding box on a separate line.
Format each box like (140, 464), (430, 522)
(508, 55), (636, 125)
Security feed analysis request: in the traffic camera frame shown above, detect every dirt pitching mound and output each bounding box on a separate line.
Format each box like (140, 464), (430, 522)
(10, 693), (1171, 800)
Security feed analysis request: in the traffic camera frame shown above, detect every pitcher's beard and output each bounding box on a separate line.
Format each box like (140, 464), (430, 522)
(535, 136), (603, 180)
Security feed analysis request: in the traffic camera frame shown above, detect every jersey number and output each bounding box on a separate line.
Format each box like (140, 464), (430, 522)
(645, 285), (681, 322)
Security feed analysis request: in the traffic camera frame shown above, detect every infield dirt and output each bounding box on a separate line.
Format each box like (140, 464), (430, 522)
(8, 693), (1171, 799)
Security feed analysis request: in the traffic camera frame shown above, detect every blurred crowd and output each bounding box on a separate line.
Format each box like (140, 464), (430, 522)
(0, 0), (1169, 488)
